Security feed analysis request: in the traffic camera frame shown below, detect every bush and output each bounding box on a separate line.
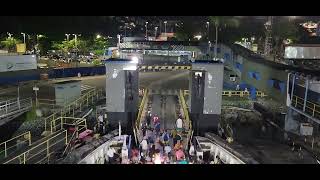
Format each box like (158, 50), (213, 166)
(92, 59), (102, 66)
(25, 106), (37, 122)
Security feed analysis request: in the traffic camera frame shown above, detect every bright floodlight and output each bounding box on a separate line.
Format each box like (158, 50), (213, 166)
(194, 35), (202, 40)
(96, 34), (101, 39)
(131, 56), (139, 64)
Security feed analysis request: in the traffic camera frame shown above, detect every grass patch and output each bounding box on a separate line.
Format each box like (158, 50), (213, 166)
(25, 106), (37, 122)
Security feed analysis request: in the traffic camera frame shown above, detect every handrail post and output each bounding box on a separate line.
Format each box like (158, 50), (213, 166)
(61, 117), (63, 130)
(87, 96), (89, 107)
(23, 153), (26, 164)
(65, 130), (68, 145)
(45, 118), (47, 132)
(4, 142), (7, 158)
(28, 131), (31, 146)
(5, 101), (8, 114)
(290, 73), (296, 105)
(313, 104), (316, 117)
(303, 78), (309, 112)
(46, 140), (49, 157)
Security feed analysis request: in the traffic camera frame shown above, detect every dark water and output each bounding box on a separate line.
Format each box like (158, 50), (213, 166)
(0, 113), (27, 142)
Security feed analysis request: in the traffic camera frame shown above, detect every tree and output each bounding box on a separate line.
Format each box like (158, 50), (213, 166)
(174, 17), (203, 41)
(210, 16), (240, 57)
(91, 36), (109, 55)
(1, 37), (22, 52)
(272, 18), (300, 57)
(51, 38), (89, 55)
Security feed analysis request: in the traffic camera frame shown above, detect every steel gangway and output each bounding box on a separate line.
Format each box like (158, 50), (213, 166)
(0, 98), (33, 126)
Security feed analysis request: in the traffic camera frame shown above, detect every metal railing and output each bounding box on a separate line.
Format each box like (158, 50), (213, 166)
(44, 88), (101, 132)
(38, 99), (57, 109)
(3, 130), (68, 164)
(134, 89), (149, 144)
(292, 95), (320, 119)
(139, 65), (191, 71)
(50, 117), (87, 134)
(183, 90), (267, 98)
(179, 90), (192, 149)
(0, 98), (33, 119)
(0, 131), (31, 159)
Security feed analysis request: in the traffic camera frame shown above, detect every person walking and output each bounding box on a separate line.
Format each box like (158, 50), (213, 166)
(107, 147), (116, 164)
(176, 117), (183, 132)
(189, 144), (195, 161)
(140, 137), (148, 156)
(162, 130), (170, 145)
(146, 110), (152, 127)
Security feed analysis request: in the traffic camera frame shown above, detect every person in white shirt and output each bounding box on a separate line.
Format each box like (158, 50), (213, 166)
(107, 147), (116, 164)
(98, 114), (104, 126)
(164, 145), (172, 155)
(140, 138), (148, 155)
(176, 118), (183, 131)
(236, 84), (240, 91)
(189, 145), (195, 160)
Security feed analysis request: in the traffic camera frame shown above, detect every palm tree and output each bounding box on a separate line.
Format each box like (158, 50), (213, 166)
(209, 16), (240, 59)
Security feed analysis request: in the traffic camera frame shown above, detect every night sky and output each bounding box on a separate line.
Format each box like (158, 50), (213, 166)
(0, 16), (117, 36)
(1, 16), (319, 39)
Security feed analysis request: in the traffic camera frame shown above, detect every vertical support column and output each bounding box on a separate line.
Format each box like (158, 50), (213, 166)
(65, 130), (68, 145)
(303, 78), (309, 112)
(92, 94), (94, 104)
(17, 98), (20, 110)
(290, 73), (296, 106)
(61, 117), (63, 130)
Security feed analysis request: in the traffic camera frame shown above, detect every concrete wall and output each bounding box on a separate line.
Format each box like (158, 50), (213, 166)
(218, 44), (288, 104)
(105, 63), (126, 112)
(55, 81), (81, 106)
(0, 55), (37, 72)
(241, 58), (288, 103)
(192, 63), (224, 115)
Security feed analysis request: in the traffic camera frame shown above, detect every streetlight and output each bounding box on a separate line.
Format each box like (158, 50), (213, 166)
(21, 33), (26, 44)
(155, 27), (158, 38)
(36, 34), (44, 55)
(7, 32), (13, 38)
(214, 21), (218, 60)
(96, 34), (102, 39)
(145, 22), (148, 40)
(65, 34), (70, 41)
(206, 21), (210, 54)
(72, 34), (81, 48)
(164, 21), (167, 35)
(206, 21), (210, 41)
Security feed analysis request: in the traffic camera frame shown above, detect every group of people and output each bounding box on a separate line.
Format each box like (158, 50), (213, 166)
(132, 111), (202, 164)
(105, 109), (223, 164)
